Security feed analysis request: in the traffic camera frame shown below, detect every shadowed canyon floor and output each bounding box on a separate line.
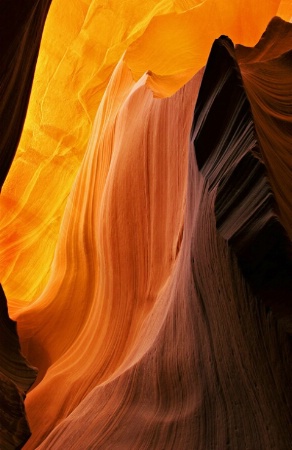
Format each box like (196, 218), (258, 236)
(0, 2), (291, 449)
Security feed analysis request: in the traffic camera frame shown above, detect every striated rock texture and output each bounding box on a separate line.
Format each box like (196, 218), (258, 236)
(15, 60), (204, 449)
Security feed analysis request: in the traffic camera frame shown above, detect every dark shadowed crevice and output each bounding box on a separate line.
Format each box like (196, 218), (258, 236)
(191, 32), (292, 333)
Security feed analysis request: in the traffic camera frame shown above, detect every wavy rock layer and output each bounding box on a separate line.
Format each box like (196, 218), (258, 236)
(15, 59), (203, 449)
(8, 18), (291, 449)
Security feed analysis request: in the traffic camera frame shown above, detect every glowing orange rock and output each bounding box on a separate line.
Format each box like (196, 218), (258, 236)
(15, 57), (202, 449)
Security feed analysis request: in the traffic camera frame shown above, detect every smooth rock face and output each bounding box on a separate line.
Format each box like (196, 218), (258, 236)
(0, 3), (291, 450)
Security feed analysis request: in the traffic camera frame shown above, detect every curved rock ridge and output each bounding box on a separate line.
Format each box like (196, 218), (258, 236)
(14, 60), (204, 449)
(0, 286), (37, 449)
(191, 29), (292, 333)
